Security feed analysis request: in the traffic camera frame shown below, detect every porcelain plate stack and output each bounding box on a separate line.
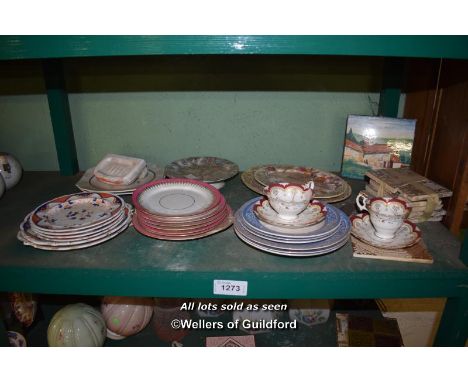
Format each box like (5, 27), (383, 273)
(241, 164), (351, 203)
(132, 178), (233, 240)
(17, 192), (132, 251)
(234, 196), (351, 257)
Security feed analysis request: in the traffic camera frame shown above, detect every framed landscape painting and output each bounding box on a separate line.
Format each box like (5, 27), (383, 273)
(341, 115), (416, 180)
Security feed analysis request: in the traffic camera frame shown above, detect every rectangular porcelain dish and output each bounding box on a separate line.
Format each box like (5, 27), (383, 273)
(93, 154), (146, 185)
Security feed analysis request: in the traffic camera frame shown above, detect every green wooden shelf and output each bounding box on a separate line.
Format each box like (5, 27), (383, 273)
(1, 172), (466, 301)
(1, 36), (468, 60)
(1, 36), (468, 345)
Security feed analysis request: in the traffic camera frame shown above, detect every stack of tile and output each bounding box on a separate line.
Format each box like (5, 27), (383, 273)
(364, 168), (452, 223)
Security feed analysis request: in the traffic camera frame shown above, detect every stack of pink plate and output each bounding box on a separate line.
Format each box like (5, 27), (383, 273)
(132, 178), (233, 240)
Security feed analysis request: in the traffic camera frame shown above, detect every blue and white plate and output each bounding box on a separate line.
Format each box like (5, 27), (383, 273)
(235, 211), (350, 251)
(234, 227), (349, 257)
(233, 197), (350, 257)
(237, 197), (342, 241)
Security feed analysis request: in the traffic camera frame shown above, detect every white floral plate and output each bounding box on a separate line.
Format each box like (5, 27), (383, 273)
(165, 156), (239, 183)
(350, 213), (421, 249)
(253, 198), (327, 228)
(30, 192), (124, 232)
(28, 202), (128, 237)
(22, 205), (132, 244)
(253, 165), (347, 199)
(18, 207), (131, 250)
(241, 166), (352, 203)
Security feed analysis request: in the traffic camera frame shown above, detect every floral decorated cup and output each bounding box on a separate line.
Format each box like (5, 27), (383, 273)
(264, 181), (314, 221)
(356, 192), (411, 240)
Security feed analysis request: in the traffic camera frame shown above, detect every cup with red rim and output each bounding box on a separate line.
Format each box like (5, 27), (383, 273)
(264, 181), (314, 221)
(356, 192), (412, 240)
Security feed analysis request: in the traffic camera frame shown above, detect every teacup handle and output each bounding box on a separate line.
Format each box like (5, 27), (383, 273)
(304, 180), (315, 190)
(356, 192), (369, 212)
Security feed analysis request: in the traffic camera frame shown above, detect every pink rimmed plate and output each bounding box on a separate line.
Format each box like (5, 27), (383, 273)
(134, 206), (231, 236)
(135, 195), (226, 222)
(132, 178), (222, 217)
(132, 209), (233, 241)
(137, 206), (230, 232)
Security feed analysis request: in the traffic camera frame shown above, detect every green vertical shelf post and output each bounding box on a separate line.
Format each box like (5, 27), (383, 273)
(378, 58), (405, 117)
(433, 297), (468, 346)
(43, 59), (79, 175)
(434, 233), (468, 346)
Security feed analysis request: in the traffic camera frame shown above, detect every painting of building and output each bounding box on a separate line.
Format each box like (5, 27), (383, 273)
(341, 115), (416, 179)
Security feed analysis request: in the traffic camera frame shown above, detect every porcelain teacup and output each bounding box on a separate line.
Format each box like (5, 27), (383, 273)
(356, 192), (411, 240)
(265, 181), (314, 221)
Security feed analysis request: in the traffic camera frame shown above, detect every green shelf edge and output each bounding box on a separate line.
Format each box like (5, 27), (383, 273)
(1, 36), (468, 60)
(0, 267), (467, 299)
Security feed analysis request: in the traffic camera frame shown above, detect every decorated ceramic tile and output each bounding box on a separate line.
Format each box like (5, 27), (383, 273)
(342, 115), (416, 179)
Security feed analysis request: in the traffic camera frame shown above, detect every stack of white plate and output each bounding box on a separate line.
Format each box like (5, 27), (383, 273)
(241, 164), (352, 203)
(132, 178), (233, 240)
(234, 197), (350, 257)
(17, 192), (132, 251)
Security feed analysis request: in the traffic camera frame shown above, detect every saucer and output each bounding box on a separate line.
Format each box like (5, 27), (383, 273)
(240, 197), (341, 240)
(350, 213), (421, 249)
(253, 198), (326, 228)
